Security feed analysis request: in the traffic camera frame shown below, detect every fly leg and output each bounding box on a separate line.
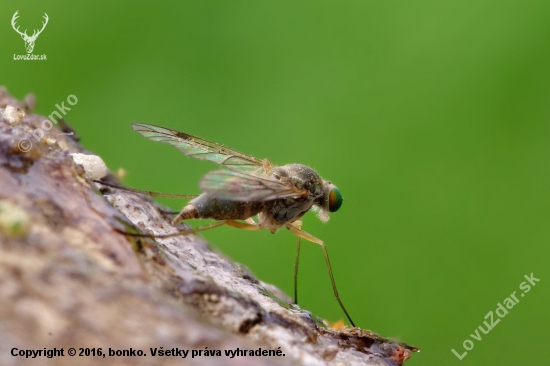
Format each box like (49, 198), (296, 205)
(158, 209), (180, 215)
(286, 222), (356, 327)
(294, 236), (301, 305)
(115, 221), (227, 239)
(224, 220), (263, 231)
(292, 220), (303, 305)
(116, 219), (261, 240)
(261, 158), (273, 175)
(93, 180), (199, 199)
(94, 180), (198, 220)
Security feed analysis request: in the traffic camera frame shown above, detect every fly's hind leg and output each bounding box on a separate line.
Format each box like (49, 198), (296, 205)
(93, 180), (199, 220)
(158, 209), (180, 216)
(224, 220), (263, 231)
(286, 222), (356, 327)
(93, 180), (199, 199)
(116, 221), (227, 239)
(118, 218), (261, 240)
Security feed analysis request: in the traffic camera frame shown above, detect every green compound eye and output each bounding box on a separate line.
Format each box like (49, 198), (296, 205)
(328, 187), (343, 212)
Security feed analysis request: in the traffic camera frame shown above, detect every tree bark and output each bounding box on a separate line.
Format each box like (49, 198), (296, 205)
(0, 87), (418, 366)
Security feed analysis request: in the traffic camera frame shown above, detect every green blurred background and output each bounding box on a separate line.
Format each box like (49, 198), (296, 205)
(2, 0), (549, 364)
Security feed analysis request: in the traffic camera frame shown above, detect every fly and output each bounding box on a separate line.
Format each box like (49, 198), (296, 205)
(97, 123), (355, 326)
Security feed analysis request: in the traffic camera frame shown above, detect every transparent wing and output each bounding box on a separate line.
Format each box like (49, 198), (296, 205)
(200, 170), (307, 202)
(132, 123), (264, 173)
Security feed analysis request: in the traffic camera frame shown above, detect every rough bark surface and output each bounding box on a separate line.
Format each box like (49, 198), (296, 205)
(0, 87), (419, 366)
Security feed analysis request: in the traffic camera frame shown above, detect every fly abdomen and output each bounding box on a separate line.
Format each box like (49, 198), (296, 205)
(182, 193), (267, 221)
(171, 204), (199, 225)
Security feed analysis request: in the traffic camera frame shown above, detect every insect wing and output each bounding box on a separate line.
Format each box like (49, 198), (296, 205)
(132, 123), (263, 173)
(200, 170), (306, 202)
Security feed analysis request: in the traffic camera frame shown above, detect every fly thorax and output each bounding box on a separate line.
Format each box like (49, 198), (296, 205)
(261, 164), (324, 227)
(272, 164), (324, 197)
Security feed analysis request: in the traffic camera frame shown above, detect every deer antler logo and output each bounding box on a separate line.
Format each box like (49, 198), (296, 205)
(11, 11), (49, 54)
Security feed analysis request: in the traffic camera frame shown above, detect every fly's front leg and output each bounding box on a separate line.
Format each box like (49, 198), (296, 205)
(286, 222), (356, 327)
(262, 158), (273, 175)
